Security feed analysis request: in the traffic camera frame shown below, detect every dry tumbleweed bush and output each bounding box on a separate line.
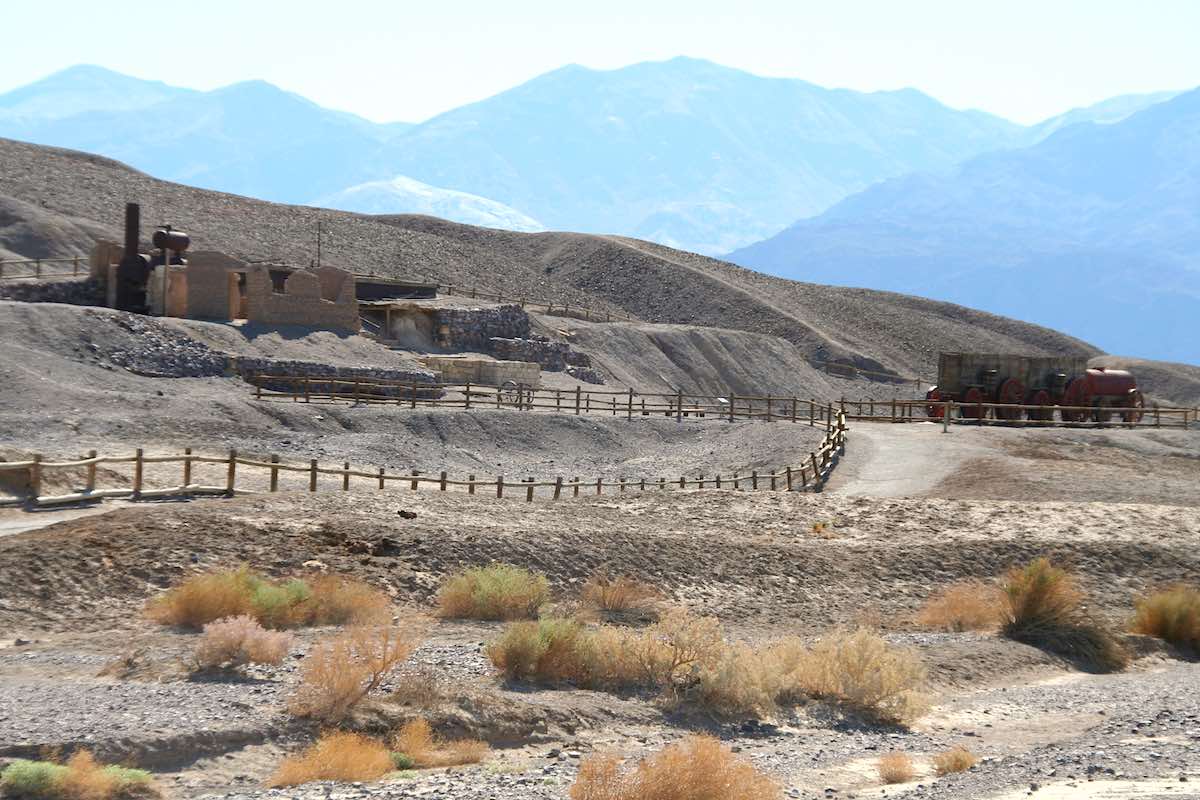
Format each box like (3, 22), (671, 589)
(1131, 585), (1200, 651)
(877, 752), (916, 784)
(289, 625), (424, 722)
(569, 735), (781, 800)
(193, 615), (292, 670)
(932, 746), (978, 776)
(916, 580), (1005, 632)
(268, 731), (394, 787)
(580, 572), (662, 622)
(391, 718), (489, 768)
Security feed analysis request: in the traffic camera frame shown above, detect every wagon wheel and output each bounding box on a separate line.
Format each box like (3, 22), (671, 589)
(1060, 377), (1092, 423)
(1121, 390), (1145, 423)
(1026, 389), (1053, 422)
(500, 380), (524, 406)
(994, 378), (1025, 421)
(925, 387), (945, 418)
(959, 386), (986, 419)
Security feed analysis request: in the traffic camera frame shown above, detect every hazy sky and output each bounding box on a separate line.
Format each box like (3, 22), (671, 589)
(2, 0), (1197, 124)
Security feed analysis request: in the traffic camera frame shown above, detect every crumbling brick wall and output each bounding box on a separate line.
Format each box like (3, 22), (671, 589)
(186, 251), (243, 320)
(243, 265), (360, 333)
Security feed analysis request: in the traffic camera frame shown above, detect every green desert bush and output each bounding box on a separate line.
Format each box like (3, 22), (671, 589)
(147, 567), (391, 630)
(1001, 558), (1128, 672)
(1131, 585), (1200, 651)
(1, 751), (158, 799)
(436, 564), (549, 620)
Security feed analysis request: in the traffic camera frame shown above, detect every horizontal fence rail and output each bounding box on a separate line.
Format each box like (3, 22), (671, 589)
(247, 374), (854, 425)
(0, 257), (87, 282)
(832, 397), (1195, 429)
(0, 415), (847, 508)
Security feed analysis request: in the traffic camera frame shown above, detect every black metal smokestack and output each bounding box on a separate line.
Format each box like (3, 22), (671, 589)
(123, 202), (140, 259)
(114, 202), (150, 313)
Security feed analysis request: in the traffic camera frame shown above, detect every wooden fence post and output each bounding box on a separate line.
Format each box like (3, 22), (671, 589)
(766, 397), (773, 422)
(785, 466), (793, 491)
(770, 472), (777, 490)
(29, 453), (43, 501)
(809, 399), (815, 426)
(497, 475), (504, 498)
(342, 461), (350, 490)
(1155, 405), (1161, 428)
(573, 478), (580, 498)
(85, 449), (97, 493)
(715, 474), (722, 489)
(679, 476), (686, 488)
(378, 467), (385, 490)
(751, 470), (758, 490)
(729, 392), (736, 422)
(791, 397), (798, 423)
(811, 452), (820, 482)
(596, 477), (603, 495)
(627, 388), (634, 420)
(309, 459), (318, 491)
(554, 476), (563, 499)
(440, 471), (448, 491)
(619, 477), (626, 492)
(468, 474), (476, 494)
(575, 385), (582, 415)
(526, 479), (534, 502)
(658, 477), (666, 491)
(304, 376), (311, 403)
(226, 449), (237, 496)
(411, 469), (419, 491)
(676, 388), (683, 422)
(270, 454), (280, 492)
(464, 381), (472, 410)
(733, 472), (740, 490)
(183, 447), (193, 492)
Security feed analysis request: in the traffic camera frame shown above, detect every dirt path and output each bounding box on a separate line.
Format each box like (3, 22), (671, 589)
(0, 504), (117, 538)
(824, 422), (994, 497)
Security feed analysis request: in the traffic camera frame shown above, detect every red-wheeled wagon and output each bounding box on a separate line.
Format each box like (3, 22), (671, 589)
(925, 353), (1144, 423)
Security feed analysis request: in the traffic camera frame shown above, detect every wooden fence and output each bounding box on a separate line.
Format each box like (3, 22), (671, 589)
(0, 413), (847, 508)
(833, 397), (1196, 429)
(248, 373), (849, 425)
(0, 257), (87, 282)
(429, 282), (635, 323)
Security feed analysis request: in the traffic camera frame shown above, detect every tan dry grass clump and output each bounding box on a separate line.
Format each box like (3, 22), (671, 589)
(1131, 585), (1200, 651)
(146, 567), (391, 630)
(193, 615), (292, 670)
(932, 746), (978, 775)
(785, 629), (929, 725)
(289, 625), (424, 722)
(1001, 558), (1128, 672)
(569, 735), (781, 800)
(580, 573), (662, 622)
(436, 564), (549, 620)
(268, 731), (394, 787)
(877, 752), (916, 784)
(916, 580), (1005, 632)
(391, 718), (488, 768)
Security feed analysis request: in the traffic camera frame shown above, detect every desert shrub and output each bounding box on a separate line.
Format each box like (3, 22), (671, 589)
(390, 752), (414, 770)
(784, 629), (928, 725)
(1, 751), (158, 799)
(569, 735), (780, 800)
(306, 575), (392, 626)
(580, 573), (662, 622)
(931, 746), (977, 776)
(437, 564), (549, 620)
(193, 615), (293, 670)
(1131, 585), (1200, 651)
(486, 618), (588, 682)
(877, 752), (916, 784)
(916, 580), (1005, 632)
(633, 608), (725, 697)
(145, 566), (257, 629)
(695, 643), (780, 718)
(268, 731), (394, 787)
(289, 625), (424, 722)
(1001, 558), (1128, 672)
(147, 567), (391, 630)
(391, 718), (488, 768)
(390, 666), (446, 708)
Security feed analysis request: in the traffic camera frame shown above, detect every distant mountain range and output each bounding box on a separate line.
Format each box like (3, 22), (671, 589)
(728, 88), (1200, 364)
(0, 59), (1081, 253)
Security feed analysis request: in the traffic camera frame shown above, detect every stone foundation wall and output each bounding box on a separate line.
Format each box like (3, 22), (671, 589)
(237, 358), (442, 399)
(422, 355), (541, 387)
(0, 278), (104, 307)
(487, 335), (604, 384)
(435, 304), (529, 350)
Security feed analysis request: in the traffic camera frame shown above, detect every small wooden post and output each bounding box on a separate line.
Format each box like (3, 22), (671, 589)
(943, 400), (951, 433)
(411, 469), (419, 491)
(352, 376), (361, 404)
(554, 476), (563, 499)
(468, 474), (476, 495)
(85, 449), (97, 493)
(304, 376), (311, 403)
(342, 461), (351, 491)
(226, 449), (237, 496)
(811, 452), (820, 482)
(751, 470), (758, 490)
(28, 453), (43, 501)
(619, 477), (626, 492)
(658, 477), (666, 491)
(791, 397), (798, 423)
(35, 259), (41, 279)
(573, 478), (580, 498)
(526, 479), (534, 502)
(785, 466), (793, 491)
(640, 477), (646, 491)
(464, 381), (472, 410)
(891, 398), (897, 423)
(556, 390), (562, 413)
(809, 399), (815, 426)
(575, 385), (582, 415)
(497, 475), (504, 498)
(73, 256), (80, 276)
(729, 392), (736, 422)
(627, 388), (634, 420)
(255, 377), (263, 401)
(676, 388), (683, 422)
(679, 476), (686, 489)
(309, 459), (318, 491)
(766, 397), (773, 422)
(715, 474), (722, 489)
(733, 472), (740, 490)
(440, 471), (448, 491)
(270, 454), (280, 492)
(596, 477), (603, 495)
(1155, 405), (1161, 428)
(770, 472), (777, 490)
(800, 466), (807, 486)
(183, 447), (193, 491)
(378, 467), (385, 490)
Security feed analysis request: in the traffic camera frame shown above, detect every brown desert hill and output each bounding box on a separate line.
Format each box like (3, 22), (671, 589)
(1, 136), (1099, 381)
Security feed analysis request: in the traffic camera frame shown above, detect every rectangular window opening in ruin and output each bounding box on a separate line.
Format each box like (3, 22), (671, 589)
(269, 269), (290, 295)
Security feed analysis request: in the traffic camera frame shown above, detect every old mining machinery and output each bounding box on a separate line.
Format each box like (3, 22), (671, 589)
(925, 353), (1144, 423)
